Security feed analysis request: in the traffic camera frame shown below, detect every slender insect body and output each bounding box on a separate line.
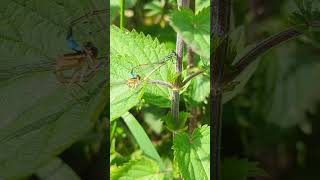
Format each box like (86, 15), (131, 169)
(126, 75), (141, 88)
(54, 41), (102, 84)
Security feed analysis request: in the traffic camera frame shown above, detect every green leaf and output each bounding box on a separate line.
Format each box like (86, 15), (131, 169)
(195, 0), (209, 14)
(110, 25), (175, 120)
(221, 158), (268, 180)
(110, 56), (145, 121)
(36, 158), (81, 180)
(184, 73), (210, 105)
(162, 113), (175, 131)
(177, 112), (189, 129)
(111, 157), (165, 180)
(121, 112), (165, 171)
(170, 7), (210, 59)
(173, 125), (210, 180)
(162, 111), (189, 132)
(0, 1), (107, 178)
(0, 74), (107, 179)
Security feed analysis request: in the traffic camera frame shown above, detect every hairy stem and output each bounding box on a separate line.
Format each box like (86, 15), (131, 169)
(147, 80), (173, 89)
(172, 0), (189, 125)
(211, 0), (231, 179)
(225, 22), (320, 82)
(70, 9), (109, 26)
(181, 70), (205, 87)
(186, 0), (197, 135)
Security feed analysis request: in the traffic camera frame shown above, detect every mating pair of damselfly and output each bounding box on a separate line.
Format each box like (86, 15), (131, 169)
(0, 9), (108, 86)
(0, 8), (108, 144)
(114, 51), (177, 89)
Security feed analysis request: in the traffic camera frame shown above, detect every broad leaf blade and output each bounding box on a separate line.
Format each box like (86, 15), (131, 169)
(173, 125), (210, 180)
(0, 1), (108, 178)
(0, 74), (107, 178)
(170, 8), (210, 59)
(111, 157), (165, 180)
(110, 25), (174, 119)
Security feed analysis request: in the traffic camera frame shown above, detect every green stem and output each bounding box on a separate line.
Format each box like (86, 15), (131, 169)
(120, 0), (125, 30)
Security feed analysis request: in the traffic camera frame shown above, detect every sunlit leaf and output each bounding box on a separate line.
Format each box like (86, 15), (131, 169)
(110, 25), (175, 120)
(111, 157), (165, 180)
(170, 7), (210, 59)
(173, 125), (210, 180)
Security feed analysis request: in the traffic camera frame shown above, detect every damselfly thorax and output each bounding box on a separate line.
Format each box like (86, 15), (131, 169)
(126, 75), (141, 88)
(54, 42), (102, 84)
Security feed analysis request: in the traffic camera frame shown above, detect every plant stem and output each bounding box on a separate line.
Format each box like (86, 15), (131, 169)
(186, 0), (195, 69)
(147, 80), (173, 89)
(211, 0), (231, 179)
(187, 47), (194, 69)
(186, 0), (196, 134)
(172, 0), (189, 125)
(70, 9), (109, 26)
(181, 70), (205, 86)
(120, 0), (125, 30)
(224, 22), (320, 82)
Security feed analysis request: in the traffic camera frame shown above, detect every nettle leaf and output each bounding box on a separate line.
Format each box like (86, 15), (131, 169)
(184, 74), (209, 106)
(0, 1), (107, 178)
(0, 73), (107, 179)
(110, 55), (145, 121)
(173, 125), (210, 180)
(221, 158), (268, 180)
(111, 157), (165, 180)
(110, 25), (175, 120)
(170, 7), (210, 59)
(162, 111), (189, 132)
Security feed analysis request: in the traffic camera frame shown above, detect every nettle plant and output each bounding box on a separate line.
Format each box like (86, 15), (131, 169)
(0, 1), (107, 179)
(110, 2), (210, 180)
(212, 0), (320, 179)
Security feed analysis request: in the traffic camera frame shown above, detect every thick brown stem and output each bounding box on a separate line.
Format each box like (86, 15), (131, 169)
(211, 0), (231, 180)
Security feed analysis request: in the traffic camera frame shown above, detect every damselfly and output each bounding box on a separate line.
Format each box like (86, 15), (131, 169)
(0, 8), (108, 144)
(0, 9), (108, 85)
(129, 51), (176, 78)
(111, 51), (176, 89)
